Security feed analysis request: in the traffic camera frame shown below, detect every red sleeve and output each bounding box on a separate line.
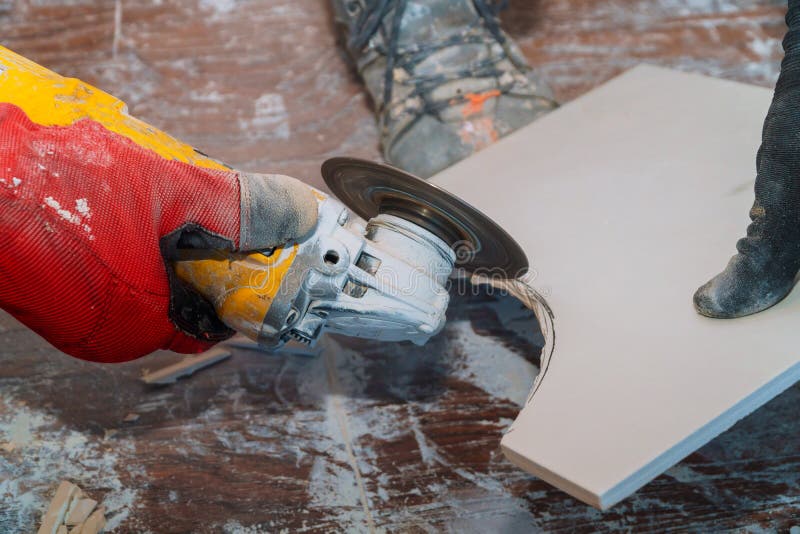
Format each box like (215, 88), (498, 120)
(0, 103), (242, 362)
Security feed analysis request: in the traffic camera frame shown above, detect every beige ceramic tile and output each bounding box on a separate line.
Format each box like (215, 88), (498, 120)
(433, 65), (800, 508)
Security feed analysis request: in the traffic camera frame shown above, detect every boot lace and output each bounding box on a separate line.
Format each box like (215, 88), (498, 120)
(346, 0), (519, 119)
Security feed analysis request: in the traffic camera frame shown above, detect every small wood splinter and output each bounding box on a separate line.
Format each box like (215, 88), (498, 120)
(140, 346), (231, 385)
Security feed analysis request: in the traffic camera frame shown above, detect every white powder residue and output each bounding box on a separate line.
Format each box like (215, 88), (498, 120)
(75, 198), (91, 218)
(222, 519), (271, 534)
(410, 418), (437, 466)
(238, 93), (290, 140)
(43, 196), (81, 225)
(189, 89), (227, 104)
(749, 36), (780, 59)
(449, 320), (538, 406)
(62, 139), (114, 168)
(199, 0), (237, 18)
(0, 398), (139, 532)
(0, 177), (22, 190)
(42, 196), (93, 238)
(31, 140), (56, 158)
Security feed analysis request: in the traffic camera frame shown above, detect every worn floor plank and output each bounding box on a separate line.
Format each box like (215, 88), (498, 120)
(1, 0), (798, 532)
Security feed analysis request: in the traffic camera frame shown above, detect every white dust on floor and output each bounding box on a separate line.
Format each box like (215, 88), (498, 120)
(275, 331), (538, 531)
(0, 396), (139, 531)
(237, 93), (291, 141)
(448, 320), (539, 407)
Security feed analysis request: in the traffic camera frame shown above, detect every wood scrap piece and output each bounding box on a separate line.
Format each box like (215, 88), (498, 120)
(37, 480), (79, 534)
(37, 481), (106, 534)
(65, 497), (97, 526)
(71, 507), (105, 534)
(122, 412), (139, 423)
(141, 346), (231, 385)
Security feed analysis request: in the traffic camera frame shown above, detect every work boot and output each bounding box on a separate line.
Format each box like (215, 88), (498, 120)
(332, 0), (558, 178)
(694, 2), (800, 318)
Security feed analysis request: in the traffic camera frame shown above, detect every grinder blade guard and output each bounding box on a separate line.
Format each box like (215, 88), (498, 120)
(321, 158), (529, 278)
(259, 158), (528, 348)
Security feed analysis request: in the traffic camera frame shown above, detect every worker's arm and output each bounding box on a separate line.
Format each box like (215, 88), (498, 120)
(0, 103), (317, 362)
(694, 0), (800, 318)
(0, 48), (319, 363)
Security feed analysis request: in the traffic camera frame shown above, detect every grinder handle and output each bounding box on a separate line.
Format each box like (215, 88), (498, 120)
(172, 247), (299, 342)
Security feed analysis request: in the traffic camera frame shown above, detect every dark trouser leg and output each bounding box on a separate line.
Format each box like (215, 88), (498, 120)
(694, 0), (800, 318)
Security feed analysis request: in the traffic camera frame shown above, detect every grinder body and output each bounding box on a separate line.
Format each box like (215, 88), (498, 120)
(174, 194), (455, 347)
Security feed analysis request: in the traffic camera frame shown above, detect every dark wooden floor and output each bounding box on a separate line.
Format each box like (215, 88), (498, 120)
(2, 0), (799, 532)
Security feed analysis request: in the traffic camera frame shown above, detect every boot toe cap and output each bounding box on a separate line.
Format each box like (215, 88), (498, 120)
(693, 258), (796, 319)
(693, 281), (738, 319)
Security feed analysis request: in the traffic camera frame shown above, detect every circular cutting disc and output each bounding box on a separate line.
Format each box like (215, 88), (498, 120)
(321, 157), (528, 277)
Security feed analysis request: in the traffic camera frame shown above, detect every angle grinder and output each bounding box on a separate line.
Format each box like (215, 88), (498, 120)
(175, 157), (528, 348)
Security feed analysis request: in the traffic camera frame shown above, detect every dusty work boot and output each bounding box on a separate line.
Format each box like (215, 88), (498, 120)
(332, 0), (558, 178)
(694, 1), (800, 318)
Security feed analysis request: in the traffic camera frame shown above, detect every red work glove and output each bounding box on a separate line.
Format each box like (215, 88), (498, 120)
(0, 103), (318, 362)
